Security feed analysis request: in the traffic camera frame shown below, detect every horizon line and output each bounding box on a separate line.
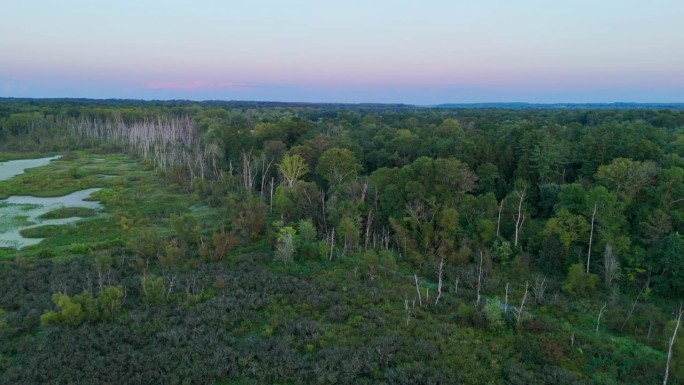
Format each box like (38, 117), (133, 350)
(1, 96), (684, 108)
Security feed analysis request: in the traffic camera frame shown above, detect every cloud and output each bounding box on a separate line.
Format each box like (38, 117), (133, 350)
(145, 80), (254, 91)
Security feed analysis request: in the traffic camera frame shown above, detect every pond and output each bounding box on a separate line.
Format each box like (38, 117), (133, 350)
(0, 156), (103, 249)
(0, 155), (61, 181)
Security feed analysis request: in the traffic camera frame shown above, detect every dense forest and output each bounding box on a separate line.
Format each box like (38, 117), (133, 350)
(0, 98), (683, 384)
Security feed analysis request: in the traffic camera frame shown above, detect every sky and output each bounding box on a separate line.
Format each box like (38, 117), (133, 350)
(1, 0), (684, 104)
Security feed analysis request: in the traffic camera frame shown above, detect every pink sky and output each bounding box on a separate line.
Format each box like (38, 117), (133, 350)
(2, 0), (684, 103)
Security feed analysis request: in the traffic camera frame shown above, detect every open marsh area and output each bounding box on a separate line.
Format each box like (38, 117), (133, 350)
(0, 152), (214, 258)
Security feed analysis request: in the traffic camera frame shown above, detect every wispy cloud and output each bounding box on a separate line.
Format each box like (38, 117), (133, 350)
(145, 80), (254, 91)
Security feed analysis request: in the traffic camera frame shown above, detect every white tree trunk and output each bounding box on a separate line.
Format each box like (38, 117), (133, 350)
(596, 302), (607, 333)
(514, 187), (526, 247)
(497, 198), (504, 237)
(663, 303), (683, 385)
(587, 204), (597, 273)
(435, 257), (446, 306)
(515, 281), (529, 324)
(414, 274), (423, 307)
(476, 250), (484, 307)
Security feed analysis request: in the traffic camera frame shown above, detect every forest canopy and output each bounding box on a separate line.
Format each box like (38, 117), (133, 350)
(1, 98), (683, 384)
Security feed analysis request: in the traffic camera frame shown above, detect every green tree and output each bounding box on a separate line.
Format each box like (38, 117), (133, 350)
(98, 286), (125, 320)
(492, 238), (513, 263)
(483, 297), (505, 332)
(125, 226), (163, 260)
(595, 157), (658, 202)
(278, 153), (309, 187)
(0, 308), (6, 331)
(170, 213), (200, 250)
(297, 218), (320, 259)
(563, 263), (599, 298)
(544, 208), (590, 254)
(337, 215), (360, 254)
(316, 147), (362, 185)
(41, 293), (85, 327)
(529, 133), (568, 184)
(648, 234), (684, 296)
(276, 226), (298, 265)
(141, 275), (166, 304)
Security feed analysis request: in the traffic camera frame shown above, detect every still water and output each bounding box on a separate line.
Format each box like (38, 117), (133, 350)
(0, 156), (102, 249)
(0, 155), (61, 181)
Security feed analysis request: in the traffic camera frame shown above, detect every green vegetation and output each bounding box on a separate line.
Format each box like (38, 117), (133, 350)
(0, 98), (683, 384)
(38, 206), (97, 219)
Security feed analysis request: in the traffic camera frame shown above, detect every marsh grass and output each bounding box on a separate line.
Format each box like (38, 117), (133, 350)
(0, 215), (32, 232)
(1, 151), (202, 258)
(38, 207), (97, 219)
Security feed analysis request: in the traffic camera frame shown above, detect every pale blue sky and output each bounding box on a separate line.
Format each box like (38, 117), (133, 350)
(1, 0), (683, 103)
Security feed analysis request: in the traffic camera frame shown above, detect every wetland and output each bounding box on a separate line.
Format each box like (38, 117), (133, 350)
(0, 99), (682, 385)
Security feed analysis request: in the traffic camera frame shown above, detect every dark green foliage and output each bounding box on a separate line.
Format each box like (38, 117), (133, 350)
(38, 207), (97, 219)
(563, 263), (600, 298)
(2, 100), (684, 384)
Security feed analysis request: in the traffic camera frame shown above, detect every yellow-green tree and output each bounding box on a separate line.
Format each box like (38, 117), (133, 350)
(278, 153), (309, 187)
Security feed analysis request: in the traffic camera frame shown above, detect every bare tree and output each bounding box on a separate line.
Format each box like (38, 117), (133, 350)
(364, 210), (374, 250)
(663, 303), (683, 385)
(275, 231), (296, 266)
(327, 228), (335, 261)
(476, 250), (484, 307)
(76, 116), (206, 177)
(269, 177), (275, 212)
(587, 203), (597, 273)
(240, 149), (256, 192)
(603, 243), (620, 287)
(533, 275), (547, 304)
(621, 285), (645, 331)
(514, 187), (526, 247)
(596, 302), (607, 334)
(165, 274), (176, 300)
(496, 198), (504, 237)
(514, 281), (529, 324)
(414, 274), (423, 307)
(259, 153), (275, 197)
(504, 282), (510, 313)
(435, 257), (446, 306)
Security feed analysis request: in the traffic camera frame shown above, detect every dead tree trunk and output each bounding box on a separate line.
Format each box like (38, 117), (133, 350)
(514, 187), (526, 247)
(269, 177), (275, 213)
(515, 281), (529, 324)
(504, 282), (510, 313)
(259, 154), (274, 198)
(621, 286), (645, 331)
(663, 303), (683, 385)
(364, 210), (374, 250)
(497, 198), (504, 237)
(476, 250), (484, 307)
(414, 274), (423, 307)
(587, 203), (597, 273)
(435, 257), (446, 306)
(596, 302), (607, 334)
(240, 149), (256, 192)
(328, 228), (335, 261)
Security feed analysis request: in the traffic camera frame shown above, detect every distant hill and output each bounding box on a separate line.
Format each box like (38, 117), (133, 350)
(3, 98), (684, 111)
(432, 102), (684, 110)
